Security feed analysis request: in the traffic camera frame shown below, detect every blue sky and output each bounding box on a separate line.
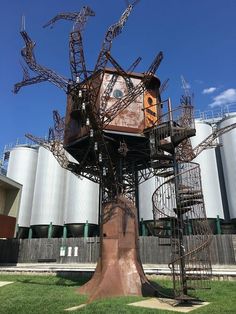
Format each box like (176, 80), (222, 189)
(1, 0), (236, 154)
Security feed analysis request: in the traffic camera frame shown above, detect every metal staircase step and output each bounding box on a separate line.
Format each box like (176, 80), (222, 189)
(173, 207), (192, 214)
(157, 141), (174, 153)
(171, 128), (196, 145)
(151, 162), (174, 169)
(153, 123), (171, 137)
(179, 194), (203, 201)
(157, 170), (174, 177)
(178, 199), (203, 207)
(150, 153), (174, 160)
(178, 189), (202, 195)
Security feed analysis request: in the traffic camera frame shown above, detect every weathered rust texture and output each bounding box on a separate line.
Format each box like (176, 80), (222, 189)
(78, 195), (157, 301)
(102, 75), (144, 131)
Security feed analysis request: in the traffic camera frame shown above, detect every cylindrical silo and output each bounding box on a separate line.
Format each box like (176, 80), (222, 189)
(64, 171), (99, 237)
(219, 115), (236, 220)
(190, 120), (224, 230)
(30, 147), (66, 238)
(139, 176), (164, 234)
(139, 176), (156, 222)
(7, 146), (38, 238)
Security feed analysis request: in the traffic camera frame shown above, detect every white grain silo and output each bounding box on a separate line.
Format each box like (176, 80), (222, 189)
(64, 171), (99, 237)
(139, 176), (156, 222)
(190, 120), (224, 225)
(30, 147), (66, 237)
(7, 146), (38, 238)
(139, 176), (165, 234)
(218, 115), (236, 220)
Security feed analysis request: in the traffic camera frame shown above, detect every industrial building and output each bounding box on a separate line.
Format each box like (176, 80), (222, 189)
(1, 111), (236, 239)
(0, 173), (22, 238)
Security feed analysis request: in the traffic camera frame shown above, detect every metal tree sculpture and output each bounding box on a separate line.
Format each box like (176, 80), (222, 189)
(14, 3), (236, 303)
(15, 2), (164, 301)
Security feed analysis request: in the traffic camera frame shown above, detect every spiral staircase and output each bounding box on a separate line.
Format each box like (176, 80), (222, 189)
(150, 104), (212, 300)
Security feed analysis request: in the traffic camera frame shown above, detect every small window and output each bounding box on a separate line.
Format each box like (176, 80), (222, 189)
(147, 97), (153, 105)
(113, 89), (123, 99)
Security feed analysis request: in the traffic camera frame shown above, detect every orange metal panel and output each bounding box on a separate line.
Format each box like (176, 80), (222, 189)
(143, 90), (159, 128)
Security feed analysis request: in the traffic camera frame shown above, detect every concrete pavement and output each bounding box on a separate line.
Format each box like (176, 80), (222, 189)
(0, 263), (236, 279)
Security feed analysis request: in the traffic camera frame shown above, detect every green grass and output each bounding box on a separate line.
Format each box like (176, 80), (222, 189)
(0, 274), (235, 313)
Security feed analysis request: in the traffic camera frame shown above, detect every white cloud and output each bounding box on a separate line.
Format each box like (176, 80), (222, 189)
(202, 87), (216, 94)
(209, 88), (236, 108)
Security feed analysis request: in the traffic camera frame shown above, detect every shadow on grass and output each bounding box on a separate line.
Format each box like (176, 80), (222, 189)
(56, 271), (92, 285)
(14, 274), (176, 302)
(148, 280), (175, 299)
(15, 273), (92, 287)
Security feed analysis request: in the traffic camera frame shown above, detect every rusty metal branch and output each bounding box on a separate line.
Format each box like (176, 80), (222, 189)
(86, 2), (138, 117)
(20, 31), (69, 92)
(159, 78), (169, 95)
(44, 7), (95, 82)
(43, 6), (95, 31)
(105, 52), (134, 91)
(127, 56), (142, 72)
(13, 74), (47, 94)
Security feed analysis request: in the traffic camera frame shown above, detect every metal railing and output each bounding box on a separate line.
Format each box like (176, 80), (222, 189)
(194, 104), (236, 121)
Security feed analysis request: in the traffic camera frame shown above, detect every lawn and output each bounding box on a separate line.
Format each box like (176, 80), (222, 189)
(0, 274), (235, 314)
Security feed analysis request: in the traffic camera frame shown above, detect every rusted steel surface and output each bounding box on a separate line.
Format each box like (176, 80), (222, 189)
(78, 195), (157, 301)
(101, 74), (144, 131)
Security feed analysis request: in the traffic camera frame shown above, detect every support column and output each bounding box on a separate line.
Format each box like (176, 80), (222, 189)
(216, 215), (222, 234)
(84, 220), (89, 238)
(48, 222), (53, 239)
(141, 218), (147, 236)
(28, 227), (32, 239)
(63, 224), (67, 239)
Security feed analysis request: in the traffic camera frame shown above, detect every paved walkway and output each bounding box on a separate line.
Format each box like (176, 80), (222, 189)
(0, 263), (236, 278)
(0, 281), (14, 287)
(128, 298), (210, 313)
